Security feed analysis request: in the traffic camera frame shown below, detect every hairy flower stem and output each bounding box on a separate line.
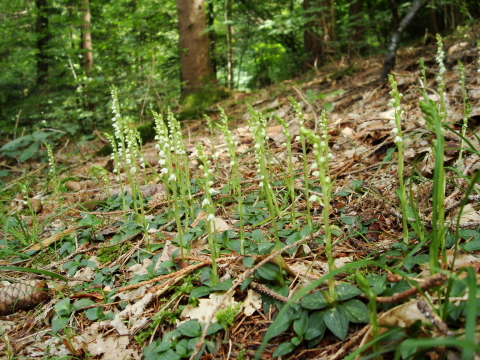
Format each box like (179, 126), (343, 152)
(388, 75), (409, 244)
(275, 115), (296, 228)
(290, 98), (313, 229)
(198, 143), (219, 285)
(301, 110), (334, 298)
(217, 107), (245, 254)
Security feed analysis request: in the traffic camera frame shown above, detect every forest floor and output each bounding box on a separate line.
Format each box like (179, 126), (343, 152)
(0, 29), (480, 360)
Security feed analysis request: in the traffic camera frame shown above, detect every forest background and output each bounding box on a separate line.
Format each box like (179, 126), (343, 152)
(0, 1), (480, 359)
(1, 0), (479, 157)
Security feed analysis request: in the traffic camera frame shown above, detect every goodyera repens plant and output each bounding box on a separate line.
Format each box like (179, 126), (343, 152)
(300, 109), (335, 299)
(388, 74), (408, 245)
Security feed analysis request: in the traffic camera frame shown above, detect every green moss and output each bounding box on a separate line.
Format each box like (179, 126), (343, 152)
(177, 86), (230, 120)
(97, 243), (132, 264)
(216, 301), (242, 328)
(136, 121), (156, 143)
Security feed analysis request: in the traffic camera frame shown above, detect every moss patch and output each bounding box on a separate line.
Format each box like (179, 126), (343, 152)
(177, 86), (230, 121)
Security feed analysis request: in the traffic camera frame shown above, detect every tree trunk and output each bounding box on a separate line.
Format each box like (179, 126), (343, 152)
(81, 0), (93, 76)
(380, 0), (431, 82)
(35, 0), (50, 86)
(303, 0), (335, 70)
(176, 0), (214, 96)
(387, 0), (399, 32)
(206, 1), (217, 75)
(349, 0), (364, 43)
(225, 0), (233, 89)
(303, 0), (323, 69)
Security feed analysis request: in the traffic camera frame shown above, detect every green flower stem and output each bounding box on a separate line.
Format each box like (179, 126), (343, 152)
(275, 116), (296, 229)
(388, 75), (409, 244)
(197, 143), (218, 285)
(301, 110), (334, 299)
(290, 98), (313, 229)
(247, 105), (281, 247)
(152, 110), (186, 259)
(217, 107), (245, 254)
(457, 62), (471, 170)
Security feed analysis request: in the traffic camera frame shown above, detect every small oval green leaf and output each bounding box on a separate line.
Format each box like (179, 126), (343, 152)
(300, 291), (329, 310)
(324, 306), (349, 340)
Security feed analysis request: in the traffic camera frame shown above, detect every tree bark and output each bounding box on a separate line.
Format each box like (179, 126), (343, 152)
(303, 0), (335, 70)
(387, 0), (399, 32)
(35, 0), (50, 86)
(206, 1), (217, 74)
(380, 0), (431, 82)
(81, 0), (93, 76)
(349, 0), (364, 43)
(176, 0), (214, 96)
(225, 0), (234, 89)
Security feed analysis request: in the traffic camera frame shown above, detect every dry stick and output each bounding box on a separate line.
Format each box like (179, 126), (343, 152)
(188, 230), (324, 360)
(417, 298), (453, 336)
(373, 273), (446, 303)
(326, 325), (371, 360)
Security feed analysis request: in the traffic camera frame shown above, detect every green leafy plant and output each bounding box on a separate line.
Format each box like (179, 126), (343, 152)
(143, 319), (223, 360)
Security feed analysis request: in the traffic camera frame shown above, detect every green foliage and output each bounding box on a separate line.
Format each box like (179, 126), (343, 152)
(216, 302), (242, 328)
(0, 130), (62, 163)
(143, 319), (223, 360)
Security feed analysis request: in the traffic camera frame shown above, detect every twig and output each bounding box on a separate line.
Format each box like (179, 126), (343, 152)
(189, 229), (325, 360)
(417, 298), (453, 336)
(327, 325), (371, 360)
(374, 273), (446, 303)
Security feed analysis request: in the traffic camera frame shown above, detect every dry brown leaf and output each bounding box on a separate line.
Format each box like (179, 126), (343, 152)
(358, 299), (427, 352)
(65, 181), (83, 191)
(180, 292), (239, 324)
(243, 289), (262, 316)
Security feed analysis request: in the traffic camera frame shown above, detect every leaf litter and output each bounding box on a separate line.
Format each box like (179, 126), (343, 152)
(0, 35), (480, 359)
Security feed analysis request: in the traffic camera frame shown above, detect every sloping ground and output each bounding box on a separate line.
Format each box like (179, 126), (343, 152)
(0, 31), (479, 360)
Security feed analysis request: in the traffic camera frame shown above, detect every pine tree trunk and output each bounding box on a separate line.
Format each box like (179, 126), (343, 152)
(380, 0), (430, 82)
(303, 0), (335, 70)
(225, 0), (234, 89)
(176, 0), (214, 96)
(81, 0), (93, 76)
(36, 0), (50, 86)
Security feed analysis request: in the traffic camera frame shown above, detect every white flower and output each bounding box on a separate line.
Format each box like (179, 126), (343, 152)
(295, 136), (301, 141)
(202, 198), (210, 206)
(394, 136), (402, 144)
(207, 214), (215, 221)
(392, 128), (398, 134)
(168, 174), (177, 181)
(209, 188), (219, 195)
(308, 195), (318, 202)
(160, 168), (168, 175)
(312, 171), (320, 177)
